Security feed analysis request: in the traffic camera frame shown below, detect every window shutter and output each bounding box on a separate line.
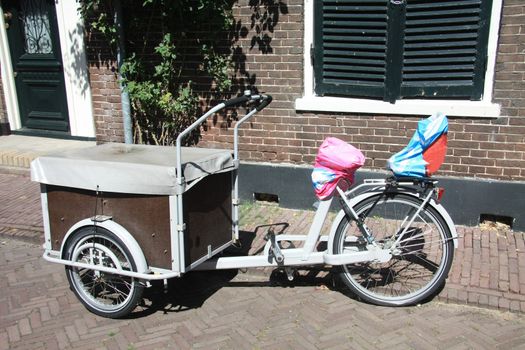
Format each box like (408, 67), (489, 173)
(401, 0), (492, 100)
(314, 0), (389, 98)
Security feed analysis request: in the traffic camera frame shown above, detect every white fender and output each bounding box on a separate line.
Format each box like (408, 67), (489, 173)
(60, 219), (149, 274)
(327, 191), (458, 254)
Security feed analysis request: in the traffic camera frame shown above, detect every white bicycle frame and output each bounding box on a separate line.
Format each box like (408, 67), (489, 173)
(194, 177), (458, 272)
(42, 91), (458, 280)
(194, 92), (458, 272)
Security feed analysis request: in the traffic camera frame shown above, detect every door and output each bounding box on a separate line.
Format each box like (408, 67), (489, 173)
(3, 0), (69, 133)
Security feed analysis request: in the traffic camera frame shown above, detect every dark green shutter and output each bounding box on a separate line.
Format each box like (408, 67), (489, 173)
(314, 0), (389, 98)
(401, 0), (492, 100)
(314, 0), (493, 102)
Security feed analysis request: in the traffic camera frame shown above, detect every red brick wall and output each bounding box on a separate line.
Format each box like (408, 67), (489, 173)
(87, 1), (524, 182)
(199, 0), (304, 164)
(197, 0), (525, 182)
(89, 64), (124, 144)
(490, 0), (525, 179)
(84, 29), (124, 143)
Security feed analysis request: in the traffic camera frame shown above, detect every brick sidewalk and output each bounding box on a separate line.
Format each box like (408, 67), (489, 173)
(1, 173), (525, 313)
(0, 174), (43, 242)
(3, 239), (525, 350)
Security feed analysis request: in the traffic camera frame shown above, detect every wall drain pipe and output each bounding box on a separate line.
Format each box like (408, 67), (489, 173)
(114, 0), (133, 144)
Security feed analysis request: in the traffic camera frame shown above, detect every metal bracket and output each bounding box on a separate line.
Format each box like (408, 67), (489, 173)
(285, 267), (295, 281)
(175, 180), (186, 195)
(91, 215), (112, 223)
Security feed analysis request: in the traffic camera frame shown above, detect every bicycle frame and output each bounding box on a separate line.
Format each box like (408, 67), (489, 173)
(35, 91), (459, 318)
(330, 178), (459, 251)
(193, 194), (392, 271)
(42, 175), (457, 279)
(194, 176), (458, 272)
(40, 91), (457, 281)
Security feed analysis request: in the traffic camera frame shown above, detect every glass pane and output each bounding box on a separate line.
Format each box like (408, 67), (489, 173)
(20, 0), (53, 54)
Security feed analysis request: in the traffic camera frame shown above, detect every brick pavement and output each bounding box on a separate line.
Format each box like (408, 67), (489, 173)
(0, 173), (43, 242)
(1, 172), (525, 313)
(2, 238), (525, 350)
(237, 203), (525, 314)
(1, 172), (525, 348)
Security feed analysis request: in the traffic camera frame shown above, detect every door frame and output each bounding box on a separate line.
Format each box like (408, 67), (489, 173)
(0, 0), (95, 138)
(0, 2), (19, 130)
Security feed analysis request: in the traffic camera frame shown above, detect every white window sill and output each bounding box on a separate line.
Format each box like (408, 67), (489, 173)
(295, 96), (501, 118)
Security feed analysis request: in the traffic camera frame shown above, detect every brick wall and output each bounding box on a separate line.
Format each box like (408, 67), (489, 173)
(199, 0), (305, 164)
(89, 64), (124, 143)
(84, 28), (124, 143)
(87, 1), (525, 182)
(491, 0), (525, 179)
(197, 0), (525, 182)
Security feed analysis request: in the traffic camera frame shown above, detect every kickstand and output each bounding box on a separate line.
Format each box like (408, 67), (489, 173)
(265, 227), (284, 264)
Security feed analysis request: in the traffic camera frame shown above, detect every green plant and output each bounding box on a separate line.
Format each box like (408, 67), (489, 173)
(79, 0), (236, 145)
(78, 0), (118, 50)
(120, 32), (202, 145)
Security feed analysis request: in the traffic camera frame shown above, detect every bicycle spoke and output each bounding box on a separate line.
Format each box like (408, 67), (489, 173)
(397, 227), (431, 245)
(109, 280), (132, 297)
(108, 283), (129, 303)
(336, 193), (452, 305)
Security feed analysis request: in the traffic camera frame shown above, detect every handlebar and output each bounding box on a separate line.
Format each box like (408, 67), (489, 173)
(256, 94), (272, 111)
(176, 91), (273, 185)
(223, 95), (251, 108)
(174, 90), (272, 244)
(221, 92), (272, 111)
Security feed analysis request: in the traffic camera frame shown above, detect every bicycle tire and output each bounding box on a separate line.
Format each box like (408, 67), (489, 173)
(64, 226), (144, 318)
(333, 192), (454, 306)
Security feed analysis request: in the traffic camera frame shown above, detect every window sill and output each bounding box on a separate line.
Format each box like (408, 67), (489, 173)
(295, 95), (501, 118)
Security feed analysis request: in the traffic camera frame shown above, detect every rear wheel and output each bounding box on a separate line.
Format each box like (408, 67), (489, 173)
(333, 193), (454, 306)
(64, 227), (144, 318)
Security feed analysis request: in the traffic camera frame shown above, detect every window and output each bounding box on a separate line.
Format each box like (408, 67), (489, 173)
(296, 0), (501, 117)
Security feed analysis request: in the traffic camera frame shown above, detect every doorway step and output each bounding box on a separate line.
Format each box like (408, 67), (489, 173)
(0, 135), (95, 175)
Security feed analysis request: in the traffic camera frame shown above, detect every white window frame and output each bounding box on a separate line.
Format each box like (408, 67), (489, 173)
(295, 0), (502, 118)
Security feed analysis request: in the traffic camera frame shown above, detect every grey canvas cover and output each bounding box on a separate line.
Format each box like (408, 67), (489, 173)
(31, 143), (235, 195)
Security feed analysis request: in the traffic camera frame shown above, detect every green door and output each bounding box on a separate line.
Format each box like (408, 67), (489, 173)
(3, 0), (70, 134)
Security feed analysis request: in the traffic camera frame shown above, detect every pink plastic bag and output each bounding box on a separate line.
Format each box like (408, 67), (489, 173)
(312, 137), (365, 200)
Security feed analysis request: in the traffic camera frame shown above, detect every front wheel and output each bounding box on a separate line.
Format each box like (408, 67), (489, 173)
(333, 193), (454, 306)
(64, 226), (144, 318)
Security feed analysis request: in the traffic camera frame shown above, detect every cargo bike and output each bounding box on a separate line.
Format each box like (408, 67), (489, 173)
(31, 91), (458, 318)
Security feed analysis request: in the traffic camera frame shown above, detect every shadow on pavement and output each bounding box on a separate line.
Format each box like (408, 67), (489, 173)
(131, 267), (338, 319)
(127, 227), (342, 319)
(126, 223), (446, 319)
